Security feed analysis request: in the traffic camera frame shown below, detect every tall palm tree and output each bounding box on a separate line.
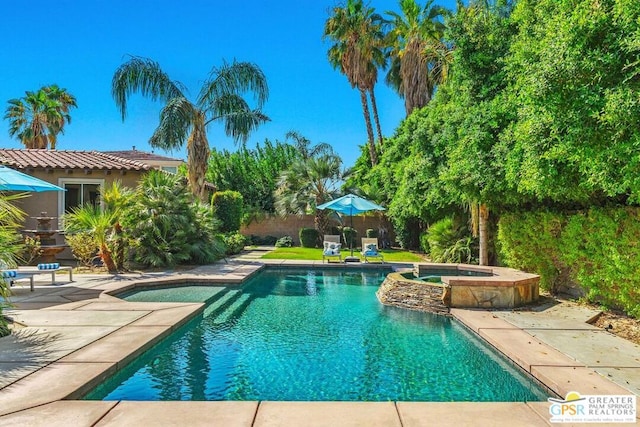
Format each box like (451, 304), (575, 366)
(112, 56), (269, 200)
(386, 0), (452, 115)
(324, 0), (387, 165)
(275, 154), (343, 237)
(5, 85), (77, 149)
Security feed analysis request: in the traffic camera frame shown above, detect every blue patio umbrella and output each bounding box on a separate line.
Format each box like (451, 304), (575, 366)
(317, 194), (385, 259)
(0, 165), (65, 192)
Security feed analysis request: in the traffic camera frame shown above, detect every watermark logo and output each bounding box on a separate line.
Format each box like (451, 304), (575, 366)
(548, 391), (637, 423)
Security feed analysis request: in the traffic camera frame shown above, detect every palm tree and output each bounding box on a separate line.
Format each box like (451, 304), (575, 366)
(5, 85), (77, 149)
(324, 0), (387, 165)
(112, 56), (269, 200)
(275, 154), (343, 237)
(285, 130), (335, 160)
(386, 0), (452, 115)
(63, 204), (119, 273)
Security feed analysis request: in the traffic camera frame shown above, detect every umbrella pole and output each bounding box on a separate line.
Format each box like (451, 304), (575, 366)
(350, 212), (353, 257)
(344, 204), (360, 262)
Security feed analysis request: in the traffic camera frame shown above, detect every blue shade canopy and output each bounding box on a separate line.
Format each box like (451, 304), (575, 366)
(317, 194), (385, 215)
(0, 165), (65, 192)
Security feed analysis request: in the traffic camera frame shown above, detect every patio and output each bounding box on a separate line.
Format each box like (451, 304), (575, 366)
(0, 254), (638, 426)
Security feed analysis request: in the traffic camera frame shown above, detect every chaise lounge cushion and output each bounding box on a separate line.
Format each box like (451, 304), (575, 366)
(1, 270), (17, 278)
(323, 242), (341, 256)
(363, 243), (378, 256)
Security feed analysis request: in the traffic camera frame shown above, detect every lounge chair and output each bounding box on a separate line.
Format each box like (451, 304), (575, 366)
(322, 235), (342, 263)
(1, 269), (37, 292)
(2, 263), (74, 292)
(360, 238), (384, 263)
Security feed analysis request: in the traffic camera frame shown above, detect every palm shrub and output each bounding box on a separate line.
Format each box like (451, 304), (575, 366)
(212, 190), (244, 232)
(275, 154), (343, 237)
(101, 181), (134, 269)
(121, 171), (224, 268)
(341, 226), (357, 249)
(0, 194), (28, 337)
(64, 204), (119, 272)
(426, 217), (476, 264)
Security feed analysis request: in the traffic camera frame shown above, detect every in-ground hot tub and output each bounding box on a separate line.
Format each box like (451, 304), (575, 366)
(377, 263), (539, 314)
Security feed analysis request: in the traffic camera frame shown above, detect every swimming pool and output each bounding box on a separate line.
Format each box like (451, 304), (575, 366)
(85, 268), (549, 402)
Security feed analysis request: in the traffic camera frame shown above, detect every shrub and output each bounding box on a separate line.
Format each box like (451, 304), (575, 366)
(122, 171), (225, 268)
(426, 218), (476, 263)
(222, 232), (247, 255)
(329, 225), (341, 236)
(341, 226), (357, 249)
(392, 216), (421, 249)
(19, 235), (43, 265)
(299, 228), (319, 248)
(249, 235), (278, 245)
(498, 207), (640, 317)
(498, 211), (566, 292)
(0, 193), (28, 337)
(66, 232), (99, 269)
(366, 228), (378, 238)
(212, 190), (244, 233)
(419, 231), (430, 254)
(275, 236), (293, 247)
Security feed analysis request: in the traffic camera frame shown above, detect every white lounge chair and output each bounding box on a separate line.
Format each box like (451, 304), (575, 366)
(360, 238), (384, 263)
(2, 263), (74, 292)
(1, 270), (37, 291)
(322, 235), (342, 263)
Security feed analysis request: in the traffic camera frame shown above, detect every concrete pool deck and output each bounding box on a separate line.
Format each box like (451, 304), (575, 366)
(0, 255), (638, 426)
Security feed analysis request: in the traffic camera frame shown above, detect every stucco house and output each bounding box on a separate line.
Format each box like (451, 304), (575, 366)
(0, 148), (184, 261)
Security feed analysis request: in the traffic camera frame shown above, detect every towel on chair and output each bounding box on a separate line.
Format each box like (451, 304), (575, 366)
(1, 270), (17, 278)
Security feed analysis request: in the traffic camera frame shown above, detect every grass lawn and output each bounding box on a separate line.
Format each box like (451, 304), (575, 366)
(260, 246), (426, 262)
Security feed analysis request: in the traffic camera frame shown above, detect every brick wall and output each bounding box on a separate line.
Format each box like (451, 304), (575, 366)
(241, 214), (395, 246)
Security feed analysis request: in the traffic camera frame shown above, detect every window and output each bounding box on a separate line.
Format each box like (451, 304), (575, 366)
(161, 166), (177, 174)
(58, 178), (104, 218)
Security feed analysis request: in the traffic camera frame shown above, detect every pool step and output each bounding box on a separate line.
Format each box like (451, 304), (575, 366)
(202, 287), (230, 305)
(213, 293), (255, 325)
(203, 288), (242, 318)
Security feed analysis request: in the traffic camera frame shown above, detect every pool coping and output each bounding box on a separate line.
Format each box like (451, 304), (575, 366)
(0, 259), (638, 426)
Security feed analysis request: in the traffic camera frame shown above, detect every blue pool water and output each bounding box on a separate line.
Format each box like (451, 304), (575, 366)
(85, 268), (548, 402)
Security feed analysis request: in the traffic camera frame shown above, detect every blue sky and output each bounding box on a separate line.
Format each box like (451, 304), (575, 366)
(1, 0), (458, 168)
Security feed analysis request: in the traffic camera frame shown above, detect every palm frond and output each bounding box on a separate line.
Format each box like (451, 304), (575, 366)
(149, 96), (196, 150)
(198, 60), (269, 110)
(111, 56), (186, 120)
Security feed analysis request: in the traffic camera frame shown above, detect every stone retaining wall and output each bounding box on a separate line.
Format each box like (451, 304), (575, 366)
(376, 272), (450, 315)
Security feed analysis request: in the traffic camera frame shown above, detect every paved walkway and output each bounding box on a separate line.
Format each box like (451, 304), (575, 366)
(0, 253), (638, 426)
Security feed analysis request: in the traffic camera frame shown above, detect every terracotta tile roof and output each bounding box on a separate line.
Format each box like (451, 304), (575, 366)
(0, 149), (151, 171)
(102, 149), (183, 163)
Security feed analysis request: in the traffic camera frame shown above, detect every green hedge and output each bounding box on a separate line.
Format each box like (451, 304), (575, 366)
(212, 191), (244, 233)
(299, 228), (319, 248)
(498, 207), (640, 317)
